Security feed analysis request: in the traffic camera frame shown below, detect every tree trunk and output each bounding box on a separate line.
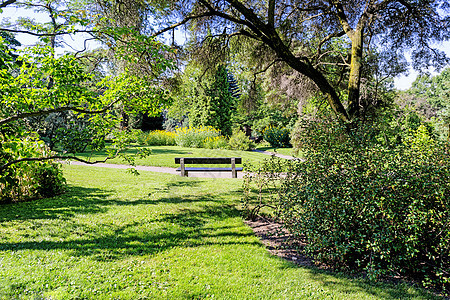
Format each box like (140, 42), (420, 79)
(347, 28), (364, 119)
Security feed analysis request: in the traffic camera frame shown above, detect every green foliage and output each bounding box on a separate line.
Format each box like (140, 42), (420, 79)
(203, 136), (229, 149)
(174, 126), (220, 148)
(0, 165), (436, 299)
(401, 67), (450, 141)
(245, 119), (450, 293)
(228, 130), (255, 151)
(138, 130), (176, 146)
(263, 126), (291, 148)
(242, 156), (291, 220)
(0, 134), (65, 203)
(0, 33), (20, 69)
(190, 65), (236, 136)
(0, 39), (173, 201)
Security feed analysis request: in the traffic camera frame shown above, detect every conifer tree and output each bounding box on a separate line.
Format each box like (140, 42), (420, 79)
(190, 65), (236, 136)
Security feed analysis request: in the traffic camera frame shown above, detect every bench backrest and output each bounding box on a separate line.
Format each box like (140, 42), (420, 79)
(175, 157), (242, 164)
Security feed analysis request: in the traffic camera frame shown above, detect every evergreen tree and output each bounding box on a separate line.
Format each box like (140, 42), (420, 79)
(190, 65), (236, 136)
(226, 69), (241, 99)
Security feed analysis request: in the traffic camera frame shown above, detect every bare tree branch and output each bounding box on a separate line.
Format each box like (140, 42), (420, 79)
(198, 0), (257, 29)
(0, 28), (100, 37)
(0, 155), (116, 172)
(268, 0), (275, 27)
(329, 0), (355, 38)
(252, 58), (282, 83)
(317, 30), (345, 53)
(0, 99), (120, 126)
(151, 12), (215, 37)
(0, 0), (16, 9)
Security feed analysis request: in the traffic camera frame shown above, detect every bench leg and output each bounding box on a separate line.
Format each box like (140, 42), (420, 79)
(231, 158), (236, 178)
(181, 158), (186, 177)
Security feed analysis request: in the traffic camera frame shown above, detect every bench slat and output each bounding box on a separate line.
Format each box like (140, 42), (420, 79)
(174, 157), (242, 164)
(176, 167), (244, 172)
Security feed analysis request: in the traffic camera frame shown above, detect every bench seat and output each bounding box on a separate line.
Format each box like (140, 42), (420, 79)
(175, 157), (242, 178)
(176, 167), (244, 172)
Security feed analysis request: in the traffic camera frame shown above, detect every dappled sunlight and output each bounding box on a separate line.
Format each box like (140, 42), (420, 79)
(0, 186), (113, 223)
(0, 165), (440, 299)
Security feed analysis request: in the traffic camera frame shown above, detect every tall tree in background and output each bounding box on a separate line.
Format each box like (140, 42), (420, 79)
(190, 65), (236, 135)
(152, 0), (449, 126)
(0, 30), (20, 68)
(399, 67), (450, 140)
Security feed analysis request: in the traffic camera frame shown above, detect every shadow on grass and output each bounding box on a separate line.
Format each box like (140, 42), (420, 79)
(149, 148), (194, 155)
(296, 267), (441, 299)
(254, 147), (277, 152)
(1, 176), (434, 299)
(0, 194), (257, 260)
(0, 186), (113, 222)
(0, 175), (250, 254)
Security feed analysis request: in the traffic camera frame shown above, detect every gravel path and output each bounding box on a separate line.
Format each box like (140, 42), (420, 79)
(251, 149), (301, 160)
(66, 161), (245, 178)
(64, 150), (297, 178)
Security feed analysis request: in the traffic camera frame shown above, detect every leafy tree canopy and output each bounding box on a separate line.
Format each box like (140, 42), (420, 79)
(150, 0), (449, 125)
(0, 31), (174, 173)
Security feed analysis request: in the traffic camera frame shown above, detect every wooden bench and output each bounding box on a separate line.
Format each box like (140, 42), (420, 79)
(175, 157), (243, 178)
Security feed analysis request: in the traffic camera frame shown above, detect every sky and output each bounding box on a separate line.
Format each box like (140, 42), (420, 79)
(393, 40), (450, 90)
(2, 5), (449, 90)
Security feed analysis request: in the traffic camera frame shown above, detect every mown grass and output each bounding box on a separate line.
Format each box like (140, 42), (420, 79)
(254, 146), (301, 157)
(0, 165), (440, 299)
(76, 145), (273, 168)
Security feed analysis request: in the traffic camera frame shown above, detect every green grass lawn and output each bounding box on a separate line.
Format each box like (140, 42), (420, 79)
(75, 145), (275, 168)
(254, 146), (301, 157)
(0, 166), (439, 299)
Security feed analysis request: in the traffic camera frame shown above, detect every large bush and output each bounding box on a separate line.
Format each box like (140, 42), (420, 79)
(174, 126), (220, 148)
(228, 129), (255, 150)
(203, 136), (229, 149)
(244, 120), (450, 292)
(1, 135), (65, 203)
(138, 130), (176, 146)
(263, 126), (291, 148)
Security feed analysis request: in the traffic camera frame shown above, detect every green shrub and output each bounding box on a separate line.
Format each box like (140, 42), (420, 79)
(228, 130), (255, 151)
(203, 136), (229, 149)
(1, 134), (66, 203)
(174, 126), (220, 148)
(242, 156), (292, 220)
(244, 119), (450, 293)
(140, 130), (176, 146)
(263, 126), (291, 148)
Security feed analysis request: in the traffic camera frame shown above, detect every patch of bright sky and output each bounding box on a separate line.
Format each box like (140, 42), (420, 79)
(2, 5), (449, 90)
(394, 40), (450, 90)
(2, 5), (101, 55)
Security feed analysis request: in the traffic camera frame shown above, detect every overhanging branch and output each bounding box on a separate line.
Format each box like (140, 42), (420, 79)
(0, 99), (119, 126)
(0, 0), (16, 9)
(0, 28), (100, 37)
(151, 12), (215, 37)
(0, 155), (114, 172)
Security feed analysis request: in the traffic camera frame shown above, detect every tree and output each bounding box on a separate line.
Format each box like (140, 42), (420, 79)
(0, 0), (17, 9)
(0, 31), (20, 68)
(192, 65), (236, 135)
(0, 37), (173, 173)
(400, 67), (450, 140)
(151, 0), (449, 126)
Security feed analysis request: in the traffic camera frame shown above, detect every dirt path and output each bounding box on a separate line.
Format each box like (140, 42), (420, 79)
(245, 218), (316, 268)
